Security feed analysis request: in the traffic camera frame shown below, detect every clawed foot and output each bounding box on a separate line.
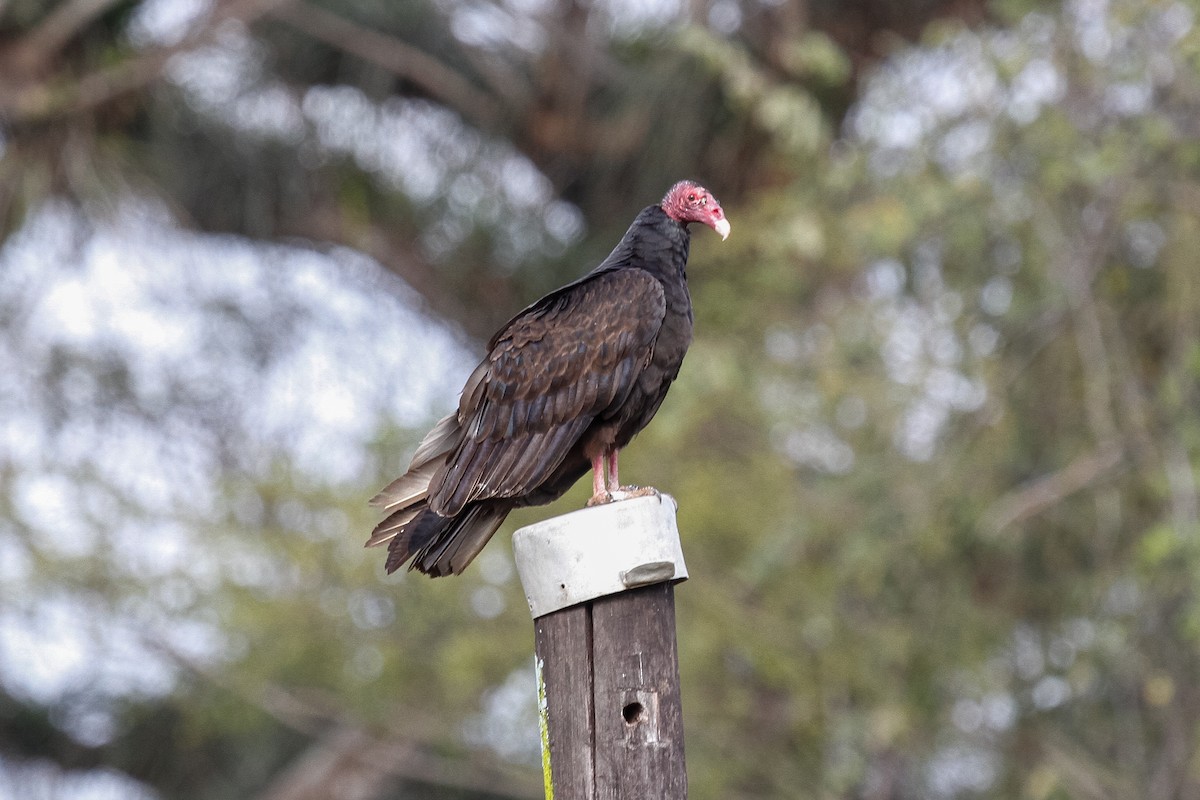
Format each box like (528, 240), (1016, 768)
(588, 486), (659, 506)
(615, 485), (659, 501)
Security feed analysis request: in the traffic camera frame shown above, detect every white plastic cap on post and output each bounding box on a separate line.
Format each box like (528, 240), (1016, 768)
(512, 493), (688, 619)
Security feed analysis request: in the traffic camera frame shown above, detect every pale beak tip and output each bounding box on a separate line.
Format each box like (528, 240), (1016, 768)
(714, 218), (731, 241)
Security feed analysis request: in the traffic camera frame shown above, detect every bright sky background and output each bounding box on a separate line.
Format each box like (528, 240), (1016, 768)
(0, 198), (473, 798)
(0, 2), (587, 795)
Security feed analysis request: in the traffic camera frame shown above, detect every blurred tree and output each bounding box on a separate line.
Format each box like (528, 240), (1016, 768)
(656, 1), (1200, 797)
(7, 1), (1200, 800)
(1, 0), (991, 337)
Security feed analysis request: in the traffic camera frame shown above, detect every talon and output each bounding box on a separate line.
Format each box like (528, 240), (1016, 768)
(587, 491), (614, 507)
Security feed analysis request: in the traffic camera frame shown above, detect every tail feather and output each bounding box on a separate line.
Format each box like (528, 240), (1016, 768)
(384, 503), (511, 577)
(410, 413), (461, 466)
(369, 414), (514, 577)
(365, 504), (425, 548)
(368, 462), (439, 511)
(369, 414), (461, 509)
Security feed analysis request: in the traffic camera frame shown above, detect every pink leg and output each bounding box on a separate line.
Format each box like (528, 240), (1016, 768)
(592, 453), (606, 495)
(607, 450), (619, 490)
(587, 453), (610, 506)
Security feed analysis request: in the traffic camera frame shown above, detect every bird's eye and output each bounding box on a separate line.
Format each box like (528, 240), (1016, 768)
(687, 193), (696, 203)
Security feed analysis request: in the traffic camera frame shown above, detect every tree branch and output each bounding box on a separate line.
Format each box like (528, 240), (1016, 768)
(1032, 198), (1122, 446)
(979, 442), (1124, 535)
(274, 200), (527, 341)
(255, 723), (541, 800)
(0, 0), (295, 124)
(146, 637), (541, 800)
(4, 0), (125, 76)
(270, 2), (504, 130)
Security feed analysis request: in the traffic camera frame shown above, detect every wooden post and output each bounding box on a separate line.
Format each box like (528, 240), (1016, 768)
(513, 494), (688, 800)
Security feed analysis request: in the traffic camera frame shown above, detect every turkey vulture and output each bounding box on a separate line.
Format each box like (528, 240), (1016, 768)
(368, 180), (730, 576)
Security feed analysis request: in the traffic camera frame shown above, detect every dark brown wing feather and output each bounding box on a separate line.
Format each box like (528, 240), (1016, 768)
(427, 269), (667, 516)
(384, 501), (510, 576)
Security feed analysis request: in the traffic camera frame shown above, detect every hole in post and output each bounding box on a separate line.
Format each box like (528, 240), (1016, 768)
(622, 702), (645, 725)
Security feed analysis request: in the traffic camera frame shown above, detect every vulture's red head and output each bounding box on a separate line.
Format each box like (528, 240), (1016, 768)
(662, 180), (731, 241)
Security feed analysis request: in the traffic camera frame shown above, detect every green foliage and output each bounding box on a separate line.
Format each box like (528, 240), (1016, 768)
(653, 1), (1200, 796)
(6, 0), (1200, 798)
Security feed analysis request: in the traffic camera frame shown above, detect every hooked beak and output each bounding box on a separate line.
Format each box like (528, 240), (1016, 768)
(713, 217), (731, 241)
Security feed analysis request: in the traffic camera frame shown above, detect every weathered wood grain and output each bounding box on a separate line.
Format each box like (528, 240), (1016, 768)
(533, 583), (686, 799)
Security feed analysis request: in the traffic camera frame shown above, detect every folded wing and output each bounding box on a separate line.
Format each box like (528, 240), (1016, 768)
(428, 269), (667, 516)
